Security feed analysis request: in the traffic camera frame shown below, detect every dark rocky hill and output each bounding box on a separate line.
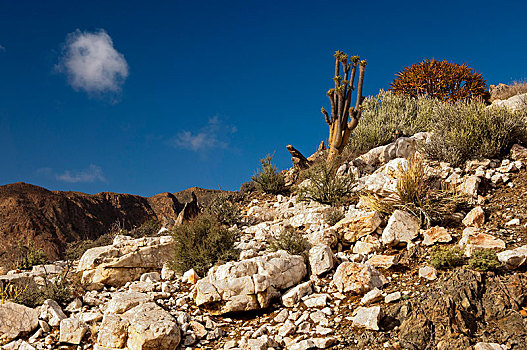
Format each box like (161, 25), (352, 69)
(0, 182), (223, 266)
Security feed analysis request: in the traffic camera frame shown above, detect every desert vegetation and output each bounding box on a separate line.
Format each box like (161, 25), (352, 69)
(203, 192), (241, 227)
(171, 214), (239, 276)
(390, 58), (487, 102)
(4, 49), (527, 350)
(296, 161), (354, 205)
(321, 51), (367, 161)
(251, 154), (286, 194)
(429, 245), (465, 270)
(14, 240), (48, 270)
(268, 226), (310, 259)
(345, 90), (527, 166)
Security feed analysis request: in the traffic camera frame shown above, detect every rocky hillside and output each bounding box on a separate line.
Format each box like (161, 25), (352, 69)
(1, 89), (527, 350)
(0, 182), (223, 265)
(2, 135), (527, 349)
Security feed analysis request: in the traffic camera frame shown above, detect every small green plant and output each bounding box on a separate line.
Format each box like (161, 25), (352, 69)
(429, 245), (464, 270)
(268, 226), (310, 258)
(468, 249), (502, 272)
(204, 193), (241, 227)
(325, 207), (345, 226)
(14, 240), (48, 270)
(297, 162), (354, 205)
(252, 154), (286, 194)
(171, 214), (239, 276)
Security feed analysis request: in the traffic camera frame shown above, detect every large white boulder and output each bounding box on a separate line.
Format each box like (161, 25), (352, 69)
(105, 292), (153, 314)
(382, 210), (420, 246)
(77, 235), (174, 288)
(59, 316), (89, 345)
(96, 302), (181, 350)
(308, 244), (334, 276)
(122, 303), (181, 350)
(351, 306), (383, 331)
(0, 302), (39, 345)
(193, 250), (306, 314)
(39, 299), (67, 327)
(282, 281), (313, 307)
(497, 245), (527, 269)
(491, 93), (527, 111)
(334, 210), (382, 244)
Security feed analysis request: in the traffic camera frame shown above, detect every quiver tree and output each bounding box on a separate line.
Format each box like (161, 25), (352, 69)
(322, 51), (366, 162)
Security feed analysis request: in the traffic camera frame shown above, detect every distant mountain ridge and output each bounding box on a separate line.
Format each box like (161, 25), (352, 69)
(0, 182), (224, 266)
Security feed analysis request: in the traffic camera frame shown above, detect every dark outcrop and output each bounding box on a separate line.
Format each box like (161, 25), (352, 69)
(0, 182), (223, 265)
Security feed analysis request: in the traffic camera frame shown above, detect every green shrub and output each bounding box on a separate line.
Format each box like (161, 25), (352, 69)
(297, 162), (354, 205)
(204, 193), (241, 227)
(130, 219), (162, 238)
(425, 99), (527, 166)
(429, 245), (464, 270)
(468, 249), (502, 272)
(15, 268), (74, 307)
(14, 240), (48, 270)
(325, 207), (345, 226)
(171, 214), (239, 276)
(252, 154), (286, 194)
(347, 90), (436, 153)
(268, 226), (310, 258)
(65, 231), (115, 261)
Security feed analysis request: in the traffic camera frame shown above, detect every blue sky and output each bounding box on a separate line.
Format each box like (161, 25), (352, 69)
(1, 0), (526, 196)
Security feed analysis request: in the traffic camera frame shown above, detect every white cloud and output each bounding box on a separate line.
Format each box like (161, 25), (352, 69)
(171, 116), (235, 152)
(57, 29), (128, 94)
(56, 164), (106, 183)
(0, 45), (5, 52)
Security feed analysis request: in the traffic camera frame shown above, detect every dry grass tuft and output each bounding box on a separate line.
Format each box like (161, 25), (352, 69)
(360, 156), (463, 227)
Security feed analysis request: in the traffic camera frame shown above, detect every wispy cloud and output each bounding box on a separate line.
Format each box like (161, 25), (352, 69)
(56, 164), (106, 183)
(170, 116), (236, 152)
(56, 29), (128, 95)
(0, 45), (5, 52)
(38, 164), (107, 183)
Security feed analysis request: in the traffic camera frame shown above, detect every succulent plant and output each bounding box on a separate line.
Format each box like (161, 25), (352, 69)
(390, 58), (486, 102)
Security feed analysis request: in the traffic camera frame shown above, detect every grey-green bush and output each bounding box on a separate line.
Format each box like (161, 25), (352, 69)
(347, 90), (436, 153)
(252, 154), (286, 194)
(268, 226), (310, 258)
(425, 99), (527, 165)
(325, 207), (345, 226)
(297, 162), (353, 205)
(204, 193), (242, 227)
(14, 240), (48, 270)
(129, 220), (162, 238)
(16, 269), (74, 307)
(171, 214), (239, 276)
